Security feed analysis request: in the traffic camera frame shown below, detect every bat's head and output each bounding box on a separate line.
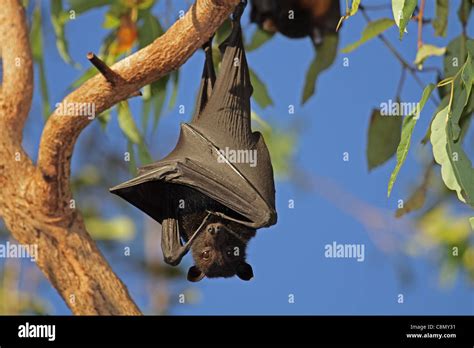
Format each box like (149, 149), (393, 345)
(187, 220), (256, 282)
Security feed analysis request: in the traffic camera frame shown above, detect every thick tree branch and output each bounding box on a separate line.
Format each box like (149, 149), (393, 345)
(0, 0), (239, 315)
(0, 0), (33, 141)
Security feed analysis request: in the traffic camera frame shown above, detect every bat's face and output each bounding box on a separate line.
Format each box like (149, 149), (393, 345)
(187, 220), (255, 282)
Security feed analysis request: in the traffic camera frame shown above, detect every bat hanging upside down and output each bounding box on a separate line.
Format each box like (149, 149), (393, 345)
(110, 1), (277, 282)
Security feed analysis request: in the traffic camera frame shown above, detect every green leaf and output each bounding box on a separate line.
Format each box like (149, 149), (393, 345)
(302, 33), (338, 103)
(127, 140), (137, 175)
(457, 0), (472, 27)
(392, 0), (417, 39)
(430, 106), (466, 203)
(337, 0), (362, 30)
(215, 19), (231, 46)
(249, 68), (273, 109)
(470, 217), (474, 230)
(349, 0), (361, 15)
(366, 109), (402, 171)
(118, 102), (142, 144)
(461, 52), (473, 103)
(414, 44), (446, 70)
(433, 0), (449, 37)
(85, 216), (135, 241)
(446, 120), (474, 206)
(137, 141), (153, 165)
(246, 28), (274, 52)
(138, 12), (166, 135)
(444, 35), (468, 78)
(30, 5), (51, 119)
(341, 18), (395, 54)
(103, 11), (121, 29)
(388, 83), (435, 196)
(168, 71), (179, 110)
(449, 77), (469, 140)
(421, 95), (449, 144)
(67, 0), (115, 15)
(251, 112), (296, 178)
(138, 12), (163, 48)
(51, 0), (77, 66)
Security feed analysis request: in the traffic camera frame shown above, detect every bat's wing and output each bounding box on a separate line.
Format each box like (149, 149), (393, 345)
(192, 38), (216, 122)
(110, 123), (276, 228)
(110, 7), (277, 229)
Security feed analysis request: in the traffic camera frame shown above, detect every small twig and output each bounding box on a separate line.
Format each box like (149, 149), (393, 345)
(128, 90), (143, 98)
(417, 0), (426, 49)
(359, 7), (439, 107)
(87, 52), (120, 85)
(395, 67), (407, 100)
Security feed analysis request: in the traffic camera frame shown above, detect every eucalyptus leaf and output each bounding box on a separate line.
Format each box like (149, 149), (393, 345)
(414, 44), (446, 70)
(246, 28), (274, 52)
(388, 84), (435, 196)
(249, 68), (273, 108)
(366, 109), (402, 171)
(302, 33), (338, 103)
(392, 0), (417, 39)
(51, 0), (77, 66)
(433, 0), (449, 37)
(342, 18), (395, 54)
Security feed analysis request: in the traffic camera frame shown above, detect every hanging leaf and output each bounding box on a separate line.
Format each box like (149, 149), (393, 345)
(118, 102), (154, 166)
(430, 106), (465, 202)
(168, 71), (179, 110)
(395, 165), (432, 217)
(302, 33), (338, 103)
(30, 5), (51, 119)
(118, 102), (142, 144)
(127, 140), (137, 175)
(249, 68), (273, 109)
(457, 0), (473, 27)
(51, 0), (77, 67)
(341, 18), (395, 54)
(444, 35), (468, 78)
(388, 84), (435, 196)
(138, 12), (168, 135)
(414, 44), (446, 70)
(251, 112), (296, 178)
(392, 0), (417, 39)
(246, 28), (274, 52)
(446, 121), (474, 206)
(366, 109), (402, 171)
(433, 0), (449, 37)
(421, 95), (449, 144)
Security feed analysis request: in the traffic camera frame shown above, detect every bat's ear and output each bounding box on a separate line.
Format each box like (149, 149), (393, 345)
(187, 266), (205, 282)
(236, 262), (254, 281)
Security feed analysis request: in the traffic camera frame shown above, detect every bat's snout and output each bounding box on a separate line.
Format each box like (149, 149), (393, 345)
(206, 223), (224, 236)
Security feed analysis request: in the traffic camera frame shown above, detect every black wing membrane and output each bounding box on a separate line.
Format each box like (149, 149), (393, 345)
(110, 9), (277, 229)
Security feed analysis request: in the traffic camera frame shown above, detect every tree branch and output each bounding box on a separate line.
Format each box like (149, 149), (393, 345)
(0, 0), (239, 315)
(0, 0), (33, 141)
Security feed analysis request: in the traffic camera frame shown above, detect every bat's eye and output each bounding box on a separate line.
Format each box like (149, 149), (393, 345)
(202, 250), (211, 260)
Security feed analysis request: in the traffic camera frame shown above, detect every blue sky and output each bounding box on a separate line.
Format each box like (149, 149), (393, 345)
(11, 0), (474, 315)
